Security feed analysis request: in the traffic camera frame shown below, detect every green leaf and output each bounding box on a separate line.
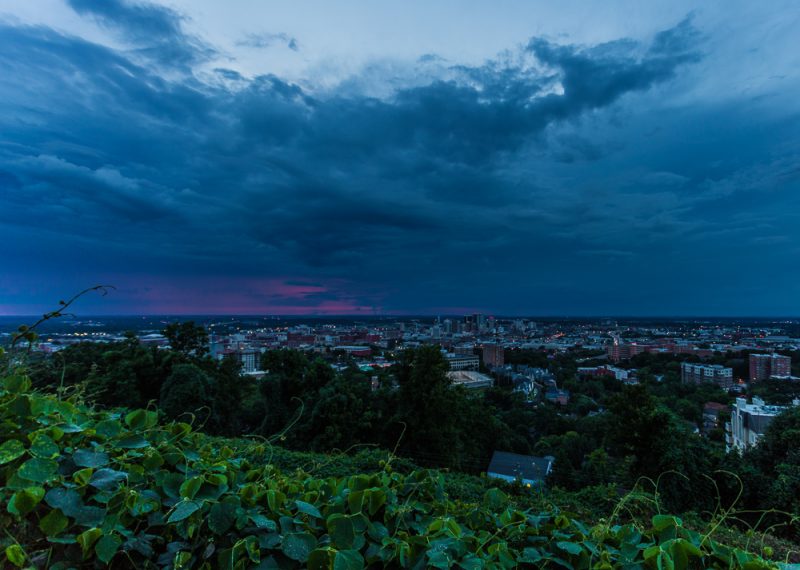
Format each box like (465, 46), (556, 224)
(39, 509), (69, 536)
(129, 490), (161, 516)
(73, 449), (110, 468)
(95, 534), (122, 564)
(0, 440), (26, 465)
(142, 449), (164, 470)
(249, 513), (277, 531)
(89, 468), (127, 491)
(125, 409), (157, 430)
(309, 548), (335, 570)
(179, 476), (203, 500)
(174, 551), (192, 569)
(4, 544), (25, 568)
(281, 532), (317, 562)
(3, 375), (31, 393)
(168, 500), (202, 523)
(327, 514), (356, 549)
(296, 500), (322, 518)
(73, 467), (93, 486)
(116, 435), (149, 449)
(653, 515), (681, 531)
(29, 434), (59, 459)
(45, 488), (104, 526)
(8, 486), (45, 516)
(18, 457), (58, 483)
(334, 549), (364, 570)
(77, 528), (103, 559)
(483, 488), (508, 510)
(557, 541), (584, 555)
(209, 501), (237, 535)
(367, 488), (386, 515)
(94, 419), (122, 439)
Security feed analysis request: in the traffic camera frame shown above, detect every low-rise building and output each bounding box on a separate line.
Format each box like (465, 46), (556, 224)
(681, 362), (734, 388)
(447, 370), (493, 389)
(445, 353), (480, 371)
(487, 451), (554, 487)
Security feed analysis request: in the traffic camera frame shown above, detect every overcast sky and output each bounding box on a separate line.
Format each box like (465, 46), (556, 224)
(1, 1), (799, 315)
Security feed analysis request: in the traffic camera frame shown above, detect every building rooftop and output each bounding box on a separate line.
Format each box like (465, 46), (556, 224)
(487, 451), (554, 484)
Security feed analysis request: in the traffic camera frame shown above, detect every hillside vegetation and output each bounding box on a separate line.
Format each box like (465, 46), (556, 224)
(0, 371), (783, 569)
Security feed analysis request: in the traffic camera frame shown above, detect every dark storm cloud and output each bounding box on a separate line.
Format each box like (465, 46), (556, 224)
(2, 5), (799, 314)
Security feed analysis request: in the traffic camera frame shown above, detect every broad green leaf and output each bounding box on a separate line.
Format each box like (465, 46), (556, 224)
(3, 374), (31, 393)
(4, 544), (25, 568)
(327, 514), (356, 549)
(557, 541), (584, 555)
(334, 549), (364, 570)
(0, 440), (26, 465)
(125, 409), (158, 430)
(179, 476), (203, 500)
(39, 509), (69, 536)
(18, 457), (58, 483)
(89, 468), (127, 491)
(8, 486), (45, 516)
(73, 449), (110, 468)
(653, 515), (681, 531)
(282, 532), (317, 562)
(209, 501), (237, 535)
(94, 419), (122, 439)
(95, 534), (122, 564)
(77, 528), (103, 559)
(29, 433), (59, 459)
(142, 449), (164, 470)
(249, 513), (277, 531)
(129, 490), (161, 516)
(45, 488), (82, 515)
(116, 435), (149, 449)
(296, 499), (322, 518)
(44, 488), (104, 526)
(73, 467), (93, 486)
(174, 551), (192, 569)
(168, 500), (202, 523)
(367, 489), (386, 515)
(309, 548), (335, 570)
(483, 488), (508, 510)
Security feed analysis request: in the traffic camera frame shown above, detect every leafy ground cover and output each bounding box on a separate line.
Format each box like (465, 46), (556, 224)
(0, 372), (786, 569)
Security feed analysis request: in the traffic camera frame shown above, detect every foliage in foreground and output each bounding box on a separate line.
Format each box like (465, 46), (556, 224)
(0, 374), (782, 569)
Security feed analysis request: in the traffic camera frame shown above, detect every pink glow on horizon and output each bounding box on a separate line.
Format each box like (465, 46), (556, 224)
(72, 275), (388, 315)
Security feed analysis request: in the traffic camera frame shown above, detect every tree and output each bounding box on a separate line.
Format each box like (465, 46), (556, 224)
(162, 321), (209, 357)
(392, 346), (467, 469)
(159, 363), (214, 422)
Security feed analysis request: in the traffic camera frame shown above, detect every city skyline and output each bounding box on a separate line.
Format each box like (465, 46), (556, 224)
(2, 1), (799, 315)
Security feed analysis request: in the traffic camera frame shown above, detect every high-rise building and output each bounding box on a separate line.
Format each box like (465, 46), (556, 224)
(749, 353), (791, 382)
(681, 362), (734, 388)
(482, 344), (505, 368)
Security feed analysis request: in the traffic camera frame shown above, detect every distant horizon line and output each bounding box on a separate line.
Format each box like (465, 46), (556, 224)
(3, 313), (800, 320)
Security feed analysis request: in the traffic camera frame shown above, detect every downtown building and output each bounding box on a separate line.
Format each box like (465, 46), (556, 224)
(681, 362), (734, 388)
(749, 353), (791, 382)
(481, 344), (505, 368)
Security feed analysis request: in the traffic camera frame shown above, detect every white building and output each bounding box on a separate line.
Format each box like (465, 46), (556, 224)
(727, 397), (800, 451)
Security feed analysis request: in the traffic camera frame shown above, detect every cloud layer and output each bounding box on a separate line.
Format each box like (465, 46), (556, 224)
(1, 1), (799, 315)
